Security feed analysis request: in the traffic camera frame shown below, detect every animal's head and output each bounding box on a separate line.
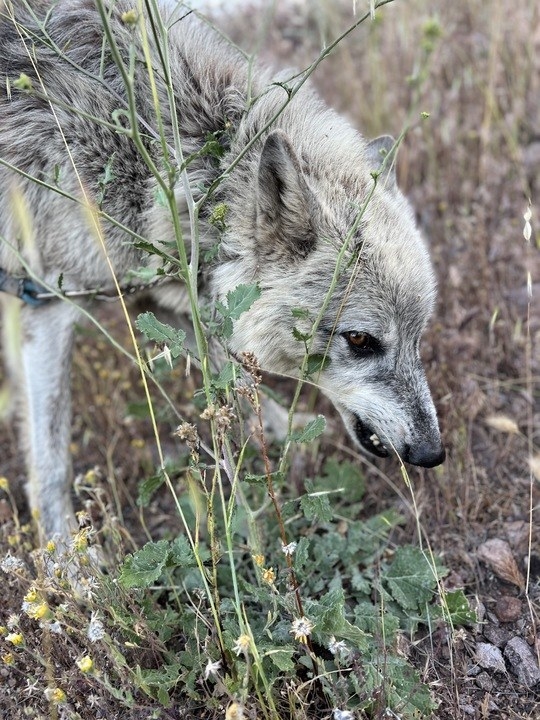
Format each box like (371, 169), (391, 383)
(222, 129), (445, 468)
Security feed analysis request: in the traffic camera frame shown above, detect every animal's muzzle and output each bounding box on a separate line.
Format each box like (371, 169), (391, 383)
(402, 442), (446, 468)
(354, 417), (390, 458)
(354, 415), (446, 467)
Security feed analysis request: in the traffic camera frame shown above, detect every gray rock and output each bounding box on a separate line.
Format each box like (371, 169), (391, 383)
(504, 637), (540, 687)
(475, 671), (493, 691)
(483, 625), (511, 648)
(475, 642), (506, 672)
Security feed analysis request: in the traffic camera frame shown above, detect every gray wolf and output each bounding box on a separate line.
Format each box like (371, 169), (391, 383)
(0, 0), (445, 543)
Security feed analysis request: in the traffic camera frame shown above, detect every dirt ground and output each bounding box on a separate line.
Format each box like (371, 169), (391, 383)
(1, 0), (539, 718)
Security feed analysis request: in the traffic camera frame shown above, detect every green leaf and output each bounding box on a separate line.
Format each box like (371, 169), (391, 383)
(385, 546), (446, 611)
(132, 239), (176, 264)
(119, 539), (170, 588)
(290, 414), (326, 443)
(436, 588), (477, 626)
(291, 307), (311, 320)
(137, 473), (164, 507)
(265, 647), (296, 671)
(354, 600), (400, 639)
(97, 152), (116, 206)
(243, 471), (283, 485)
(300, 492), (333, 523)
(212, 361), (236, 390)
(358, 655), (436, 716)
(225, 283), (261, 320)
(305, 353), (331, 376)
(170, 535), (196, 568)
(135, 311), (186, 358)
(309, 587), (369, 652)
(292, 327), (311, 343)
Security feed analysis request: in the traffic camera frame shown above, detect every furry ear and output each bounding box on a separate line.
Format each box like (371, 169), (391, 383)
(365, 135), (397, 190)
(257, 130), (316, 258)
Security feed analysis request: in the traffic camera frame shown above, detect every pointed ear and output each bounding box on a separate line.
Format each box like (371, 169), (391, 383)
(257, 130), (316, 259)
(365, 135), (398, 190)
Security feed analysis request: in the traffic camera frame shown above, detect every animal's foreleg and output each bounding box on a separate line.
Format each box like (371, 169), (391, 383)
(19, 301), (80, 543)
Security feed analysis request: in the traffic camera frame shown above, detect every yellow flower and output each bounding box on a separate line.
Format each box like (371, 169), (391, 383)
(121, 9), (139, 25)
(72, 529), (89, 553)
(24, 588), (39, 604)
(2, 653), (14, 665)
(262, 567), (276, 585)
(46, 540), (56, 554)
(45, 687), (66, 704)
(0, 476), (9, 491)
(6, 632), (24, 647)
(252, 554), (264, 567)
(225, 702), (245, 720)
(28, 601), (52, 621)
(77, 655), (94, 673)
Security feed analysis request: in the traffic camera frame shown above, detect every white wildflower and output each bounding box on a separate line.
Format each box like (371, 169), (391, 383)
(290, 616), (314, 643)
(203, 658), (222, 680)
(328, 635), (349, 658)
(334, 710), (355, 720)
(281, 541), (298, 556)
(1, 553), (25, 573)
(87, 614), (105, 643)
(43, 621), (63, 635)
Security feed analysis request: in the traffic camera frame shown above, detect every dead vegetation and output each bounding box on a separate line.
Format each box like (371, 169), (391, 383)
(0, 0), (539, 718)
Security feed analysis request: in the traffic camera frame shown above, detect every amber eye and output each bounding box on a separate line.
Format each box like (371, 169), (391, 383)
(342, 331), (381, 354)
(346, 331), (370, 348)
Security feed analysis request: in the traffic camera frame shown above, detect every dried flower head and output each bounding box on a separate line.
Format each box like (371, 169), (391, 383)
(262, 567), (276, 585)
(240, 351), (262, 384)
(174, 422), (200, 451)
(290, 616), (314, 644)
(232, 634), (251, 656)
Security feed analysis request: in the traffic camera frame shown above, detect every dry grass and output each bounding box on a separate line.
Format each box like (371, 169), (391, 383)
(0, 0), (539, 718)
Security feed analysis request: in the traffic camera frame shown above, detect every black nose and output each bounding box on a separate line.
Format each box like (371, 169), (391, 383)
(403, 442), (446, 468)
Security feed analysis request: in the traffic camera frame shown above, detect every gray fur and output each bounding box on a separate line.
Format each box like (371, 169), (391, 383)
(0, 0), (444, 541)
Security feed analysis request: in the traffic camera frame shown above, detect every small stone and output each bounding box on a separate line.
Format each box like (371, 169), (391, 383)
(475, 671), (493, 691)
(466, 664), (482, 677)
(475, 642), (506, 672)
(494, 595), (522, 623)
(483, 625), (511, 648)
(504, 637), (540, 687)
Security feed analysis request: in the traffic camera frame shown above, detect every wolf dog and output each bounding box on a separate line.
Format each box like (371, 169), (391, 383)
(0, 0), (445, 542)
